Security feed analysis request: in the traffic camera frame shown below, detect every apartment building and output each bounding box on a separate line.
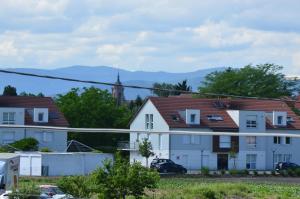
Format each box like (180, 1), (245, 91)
(0, 96), (69, 151)
(128, 96), (300, 170)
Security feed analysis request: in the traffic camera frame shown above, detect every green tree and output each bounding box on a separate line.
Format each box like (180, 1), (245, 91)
(174, 80), (191, 95)
(19, 92), (44, 97)
(58, 153), (160, 199)
(55, 87), (132, 152)
(199, 64), (296, 98)
(135, 95), (143, 107)
(3, 85), (17, 96)
(138, 138), (154, 167)
(152, 82), (175, 97)
(128, 95), (144, 112)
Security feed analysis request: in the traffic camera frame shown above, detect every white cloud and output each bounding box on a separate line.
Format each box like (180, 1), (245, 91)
(0, 0), (299, 74)
(0, 40), (18, 57)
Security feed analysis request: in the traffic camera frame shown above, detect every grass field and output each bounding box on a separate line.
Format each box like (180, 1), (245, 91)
(20, 176), (300, 199)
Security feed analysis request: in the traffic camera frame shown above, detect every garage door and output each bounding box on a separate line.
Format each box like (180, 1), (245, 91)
(20, 155), (41, 176)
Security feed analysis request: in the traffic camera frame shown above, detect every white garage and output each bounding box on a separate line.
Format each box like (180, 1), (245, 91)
(17, 152), (113, 176)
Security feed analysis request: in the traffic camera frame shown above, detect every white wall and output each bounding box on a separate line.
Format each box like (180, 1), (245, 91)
(130, 99), (170, 166)
(18, 152), (113, 176)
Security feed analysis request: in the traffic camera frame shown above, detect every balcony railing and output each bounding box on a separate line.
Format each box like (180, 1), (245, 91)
(117, 141), (139, 151)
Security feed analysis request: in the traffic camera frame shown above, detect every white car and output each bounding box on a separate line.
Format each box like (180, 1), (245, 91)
(0, 190), (12, 199)
(40, 185), (73, 199)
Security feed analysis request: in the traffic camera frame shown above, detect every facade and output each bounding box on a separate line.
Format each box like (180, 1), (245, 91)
(129, 97), (300, 170)
(112, 73), (125, 106)
(0, 96), (69, 152)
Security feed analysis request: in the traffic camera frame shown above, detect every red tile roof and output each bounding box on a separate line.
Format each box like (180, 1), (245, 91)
(0, 96), (69, 127)
(147, 97), (300, 130)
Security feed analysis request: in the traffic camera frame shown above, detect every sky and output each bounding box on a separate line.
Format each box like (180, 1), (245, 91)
(0, 0), (300, 75)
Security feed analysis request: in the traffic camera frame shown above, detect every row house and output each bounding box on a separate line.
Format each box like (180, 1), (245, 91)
(0, 96), (68, 151)
(128, 97), (300, 170)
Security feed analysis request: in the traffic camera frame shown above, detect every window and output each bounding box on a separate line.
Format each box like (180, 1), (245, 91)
(2, 131), (15, 144)
(191, 135), (200, 144)
(246, 154), (257, 169)
(190, 114), (196, 123)
(183, 135), (190, 144)
(246, 136), (256, 147)
(277, 116), (283, 125)
(2, 112), (15, 124)
(246, 115), (257, 128)
(38, 112), (44, 122)
(219, 135), (231, 148)
(145, 114), (153, 130)
(274, 154), (292, 166)
(273, 136), (281, 144)
(284, 137), (291, 144)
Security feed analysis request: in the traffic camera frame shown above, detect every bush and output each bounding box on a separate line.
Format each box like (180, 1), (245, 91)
(200, 167), (210, 176)
(220, 169), (226, 175)
(39, 148), (52, 152)
(243, 169), (249, 175)
(9, 182), (40, 199)
(253, 170), (258, 176)
(57, 175), (93, 198)
(287, 169), (297, 177)
(58, 152), (160, 199)
(0, 146), (12, 153)
(229, 170), (239, 175)
(295, 168), (300, 176)
(271, 170), (276, 176)
(11, 138), (39, 151)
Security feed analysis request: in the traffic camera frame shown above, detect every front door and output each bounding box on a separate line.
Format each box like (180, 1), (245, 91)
(217, 154), (228, 170)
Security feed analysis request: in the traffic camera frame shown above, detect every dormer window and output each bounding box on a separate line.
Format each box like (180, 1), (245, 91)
(33, 108), (48, 123)
(190, 114), (196, 123)
(185, 109), (200, 125)
(277, 116), (283, 125)
(38, 113), (44, 122)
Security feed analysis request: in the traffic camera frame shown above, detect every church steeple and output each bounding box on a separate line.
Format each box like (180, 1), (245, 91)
(112, 73), (125, 106)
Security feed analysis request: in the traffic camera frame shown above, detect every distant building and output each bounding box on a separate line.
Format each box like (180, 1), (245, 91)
(112, 73), (125, 106)
(0, 96), (69, 152)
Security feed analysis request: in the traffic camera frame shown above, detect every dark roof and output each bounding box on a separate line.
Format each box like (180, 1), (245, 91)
(0, 96), (69, 127)
(146, 97), (300, 130)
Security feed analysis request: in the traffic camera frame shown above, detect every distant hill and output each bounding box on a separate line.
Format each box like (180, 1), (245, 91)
(0, 66), (225, 99)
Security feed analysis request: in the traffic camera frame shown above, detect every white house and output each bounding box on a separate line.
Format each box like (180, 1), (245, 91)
(0, 96), (68, 152)
(128, 96), (300, 171)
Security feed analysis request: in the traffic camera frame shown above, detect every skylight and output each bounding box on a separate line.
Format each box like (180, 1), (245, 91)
(207, 115), (223, 121)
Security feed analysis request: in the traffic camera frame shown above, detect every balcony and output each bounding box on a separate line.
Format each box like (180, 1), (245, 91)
(117, 141), (139, 151)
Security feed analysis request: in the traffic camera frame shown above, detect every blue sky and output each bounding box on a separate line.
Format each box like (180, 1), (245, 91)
(0, 0), (300, 75)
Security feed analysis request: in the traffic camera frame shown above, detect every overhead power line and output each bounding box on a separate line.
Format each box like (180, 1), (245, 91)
(0, 69), (295, 102)
(1, 124), (300, 138)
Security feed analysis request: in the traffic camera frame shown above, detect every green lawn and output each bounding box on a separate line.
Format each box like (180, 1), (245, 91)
(19, 177), (300, 199)
(146, 178), (300, 199)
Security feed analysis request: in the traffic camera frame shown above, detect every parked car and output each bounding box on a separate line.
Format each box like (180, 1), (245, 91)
(0, 190), (11, 199)
(151, 159), (187, 174)
(275, 162), (300, 171)
(40, 185), (73, 199)
(150, 158), (174, 169)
